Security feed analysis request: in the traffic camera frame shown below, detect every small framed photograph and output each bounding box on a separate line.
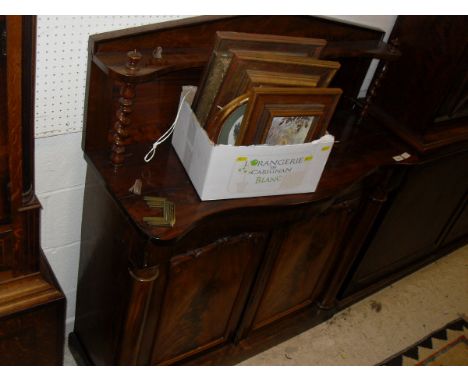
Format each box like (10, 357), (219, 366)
(193, 31), (326, 127)
(235, 87), (342, 145)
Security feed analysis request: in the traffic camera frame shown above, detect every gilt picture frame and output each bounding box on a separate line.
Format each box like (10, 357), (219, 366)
(204, 50), (340, 129)
(235, 87), (342, 146)
(193, 31), (327, 127)
(205, 69), (321, 143)
(203, 94), (250, 144)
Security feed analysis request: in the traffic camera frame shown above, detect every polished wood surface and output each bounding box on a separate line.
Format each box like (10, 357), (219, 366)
(240, 196), (359, 337)
(71, 15), (468, 366)
(369, 16), (468, 152)
(339, 149), (468, 300)
(0, 16), (65, 365)
(85, 121), (413, 246)
(150, 233), (267, 365)
(83, 16), (390, 160)
(332, 16), (468, 305)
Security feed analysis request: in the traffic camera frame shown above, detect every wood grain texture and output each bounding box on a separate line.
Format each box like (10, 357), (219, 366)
(0, 16), (66, 365)
(248, 199), (358, 333)
(192, 30), (326, 124)
(150, 233), (266, 365)
(85, 119), (414, 247)
(339, 149), (468, 301)
(368, 16), (468, 152)
(83, 15), (385, 155)
(71, 15), (468, 367)
(6, 16), (24, 267)
(0, 252), (65, 365)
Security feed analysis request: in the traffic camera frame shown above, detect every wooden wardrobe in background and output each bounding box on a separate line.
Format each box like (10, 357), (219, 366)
(0, 15), (65, 366)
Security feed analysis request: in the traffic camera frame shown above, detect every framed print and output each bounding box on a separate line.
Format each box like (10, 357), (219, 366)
(193, 31), (326, 126)
(236, 87), (342, 146)
(204, 50), (340, 128)
(204, 94), (249, 144)
(205, 70), (321, 142)
(216, 99), (249, 145)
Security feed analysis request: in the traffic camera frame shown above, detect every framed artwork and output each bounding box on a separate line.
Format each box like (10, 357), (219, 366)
(193, 31), (326, 126)
(235, 87), (342, 145)
(204, 94), (249, 144)
(205, 70), (321, 143)
(203, 50), (340, 128)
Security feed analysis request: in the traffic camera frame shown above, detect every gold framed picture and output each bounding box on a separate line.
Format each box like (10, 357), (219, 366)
(193, 31), (327, 127)
(205, 70), (322, 143)
(203, 50), (340, 129)
(205, 94), (249, 144)
(235, 87), (342, 146)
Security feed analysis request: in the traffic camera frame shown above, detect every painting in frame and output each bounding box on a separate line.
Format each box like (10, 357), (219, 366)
(206, 69), (322, 143)
(203, 50), (340, 130)
(235, 87), (342, 146)
(193, 31), (327, 127)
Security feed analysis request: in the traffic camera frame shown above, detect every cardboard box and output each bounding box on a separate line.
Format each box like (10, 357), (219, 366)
(171, 95), (334, 201)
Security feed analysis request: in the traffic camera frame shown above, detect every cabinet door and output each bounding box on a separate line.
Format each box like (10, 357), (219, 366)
(442, 196), (468, 245)
(150, 232), (266, 365)
(340, 150), (468, 298)
(240, 201), (356, 336)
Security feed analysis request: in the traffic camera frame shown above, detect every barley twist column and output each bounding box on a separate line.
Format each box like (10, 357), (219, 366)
(110, 49), (142, 168)
(357, 38), (400, 124)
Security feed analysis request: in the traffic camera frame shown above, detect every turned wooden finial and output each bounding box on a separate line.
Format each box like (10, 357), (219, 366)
(152, 46), (163, 59)
(108, 50), (143, 168)
(110, 82), (136, 168)
(126, 49), (142, 71)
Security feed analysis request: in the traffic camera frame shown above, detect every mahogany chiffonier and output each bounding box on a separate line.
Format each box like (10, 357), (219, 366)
(69, 16), (468, 365)
(334, 16), (468, 306)
(0, 16), (66, 365)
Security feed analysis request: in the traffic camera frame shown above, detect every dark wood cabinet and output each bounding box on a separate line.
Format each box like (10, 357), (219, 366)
(239, 196), (359, 338)
(70, 15), (468, 365)
(335, 16), (468, 304)
(339, 149), (468, 301)
(369, 16), (468, 153)
(150, 232), (267, 365)
(0, 16), (66, 365)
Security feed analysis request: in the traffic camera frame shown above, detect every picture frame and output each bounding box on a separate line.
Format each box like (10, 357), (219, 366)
(193, 31), (326, 126)
(203, 50), (340, 129)
(235, 87), (342, 146)
(205, 70), (321, 143)
(205, 94), (249, 144)
(244, 69), (320, 88)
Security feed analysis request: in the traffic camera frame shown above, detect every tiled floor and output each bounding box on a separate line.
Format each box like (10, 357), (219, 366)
(64, 245), (468, 366)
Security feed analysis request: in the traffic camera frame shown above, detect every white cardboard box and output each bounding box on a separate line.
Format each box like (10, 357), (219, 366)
(171, 98), (334, 201)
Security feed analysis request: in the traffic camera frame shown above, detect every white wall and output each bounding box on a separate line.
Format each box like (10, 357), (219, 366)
(34, 15), (397, 334)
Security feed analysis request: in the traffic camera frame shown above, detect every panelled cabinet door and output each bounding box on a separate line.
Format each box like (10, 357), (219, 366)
(239, 200), (357, 336)
(341, 149), (468, 298)
(150, 232), (267, 365)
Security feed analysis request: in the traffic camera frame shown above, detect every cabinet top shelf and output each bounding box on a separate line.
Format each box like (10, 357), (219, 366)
(81, 15), (414, 244)
(85, 117), (416, 243)
(93, 49), (210, 82)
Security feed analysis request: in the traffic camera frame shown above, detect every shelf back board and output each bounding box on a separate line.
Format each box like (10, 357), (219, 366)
(83, 15), (384, 152)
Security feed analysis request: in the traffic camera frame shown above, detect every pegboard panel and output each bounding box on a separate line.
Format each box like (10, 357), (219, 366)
(34, 15), (189, 138)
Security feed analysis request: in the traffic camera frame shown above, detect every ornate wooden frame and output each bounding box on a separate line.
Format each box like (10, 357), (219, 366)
(193, 30), (326, 126)
(236, 87), (342, 145)
(203, 50), (340, 130)
(205, 70), (322, 142)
